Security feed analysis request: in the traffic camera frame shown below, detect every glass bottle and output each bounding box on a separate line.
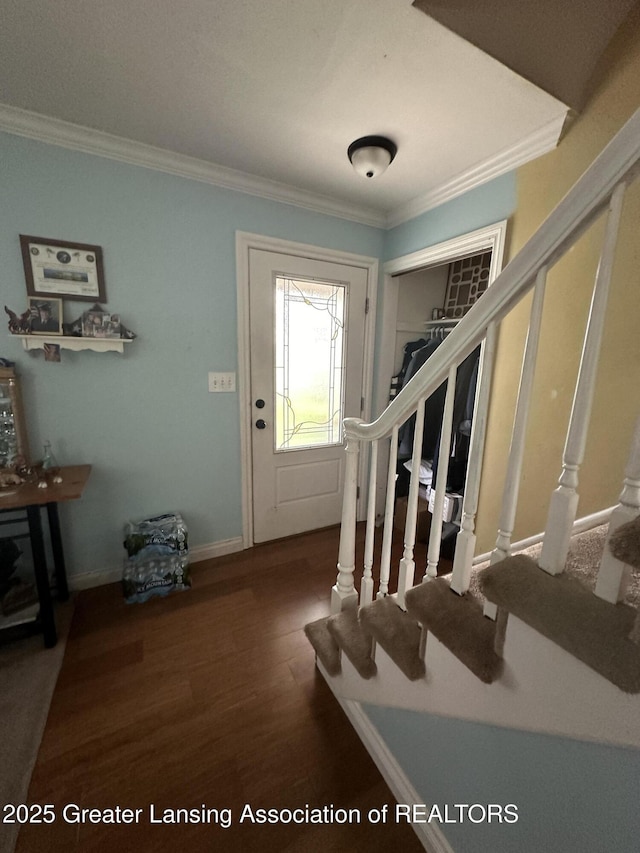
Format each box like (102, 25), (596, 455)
(42, 440), (62, 484)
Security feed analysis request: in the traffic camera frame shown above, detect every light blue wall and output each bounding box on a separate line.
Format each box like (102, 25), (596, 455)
(365, 705), (640, 853)
(0, 131), (383, 578)
(384, 173), (516, 261)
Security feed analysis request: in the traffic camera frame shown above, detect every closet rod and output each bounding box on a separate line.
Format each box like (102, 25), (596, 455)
(424, 318), (458, 327)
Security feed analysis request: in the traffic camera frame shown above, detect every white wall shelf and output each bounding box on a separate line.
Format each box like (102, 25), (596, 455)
(11, 335), (133, 354)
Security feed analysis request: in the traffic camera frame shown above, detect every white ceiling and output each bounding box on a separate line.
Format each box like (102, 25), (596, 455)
(0, 0), (571, 227)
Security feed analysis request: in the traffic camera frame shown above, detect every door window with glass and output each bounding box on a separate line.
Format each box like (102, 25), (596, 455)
(275, 276), (346, 451)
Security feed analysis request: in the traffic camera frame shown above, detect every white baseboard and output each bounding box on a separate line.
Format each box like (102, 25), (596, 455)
(189, 536), (244, 563)
(472, 506), (614, 566)
(319, 662), (455, 853)
(68, 536), (245, 591)
(69, 565), (123, 591)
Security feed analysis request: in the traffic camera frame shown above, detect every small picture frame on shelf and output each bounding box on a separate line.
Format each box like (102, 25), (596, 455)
(20, 235), (106, 303)
(27, 297), (63, 336)
(81, 304), (121, 339)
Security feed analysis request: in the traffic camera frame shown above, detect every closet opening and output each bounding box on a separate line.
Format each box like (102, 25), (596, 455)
(390, 251), (492, 562)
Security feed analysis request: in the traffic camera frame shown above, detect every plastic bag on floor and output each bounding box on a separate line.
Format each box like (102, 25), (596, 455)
(122, 512), (190, 604)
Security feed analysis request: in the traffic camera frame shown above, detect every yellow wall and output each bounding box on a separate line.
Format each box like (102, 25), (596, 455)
(475, 5), (640, 552)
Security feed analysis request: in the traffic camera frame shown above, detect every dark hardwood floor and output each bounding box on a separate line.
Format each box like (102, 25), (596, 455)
(17, 525), (426, 851)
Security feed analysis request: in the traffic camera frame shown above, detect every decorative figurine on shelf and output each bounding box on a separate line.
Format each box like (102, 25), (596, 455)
(4, 306), (31, 334)
(120, 323), (137, 340)
(0, 469), (23, 490)
(62, 316), (83, 337)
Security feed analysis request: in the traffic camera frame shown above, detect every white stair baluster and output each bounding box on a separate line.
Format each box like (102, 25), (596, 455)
(425, 365), (457, 580)
(397, 397), (426, 608)
(360, 440), (378, 606)
(378, 426), (399, 599)
(451, 321), (497, 594)
(595, 415), (640, 603)
(539, 181), (627, 575)
(331, 426), (361, 613)
(492, 268), (548, 565)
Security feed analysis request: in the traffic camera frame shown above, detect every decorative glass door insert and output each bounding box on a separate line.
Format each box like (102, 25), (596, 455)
(274, 276), (347, 450)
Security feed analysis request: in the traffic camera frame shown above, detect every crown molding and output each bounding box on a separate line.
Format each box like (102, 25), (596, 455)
(0, 103), (387, 229)
(0, 102), (568, 232)
(385, 111), (569, 229)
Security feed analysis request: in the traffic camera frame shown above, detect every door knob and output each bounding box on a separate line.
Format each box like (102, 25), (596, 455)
(255, 399), (265, 409)
(255, 419), (267, 429)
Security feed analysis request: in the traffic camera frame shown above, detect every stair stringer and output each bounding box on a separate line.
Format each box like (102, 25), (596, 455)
(316, 606), (640, 750)
(319, 661), (455, 853)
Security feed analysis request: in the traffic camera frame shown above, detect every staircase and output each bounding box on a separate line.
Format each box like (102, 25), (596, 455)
(305, 107), (640, 754)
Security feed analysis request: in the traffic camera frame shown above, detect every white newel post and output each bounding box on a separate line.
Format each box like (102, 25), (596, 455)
(378, 426), (399, 599)
(331, 425), (361, 613)
(360, 440), (378, 606)
(451, 322), (497, 594)
(397, 398), (426, 608)
(539, 182), (627, 575)
(492, 270), (548, 564)
(595, 415), (640, 603)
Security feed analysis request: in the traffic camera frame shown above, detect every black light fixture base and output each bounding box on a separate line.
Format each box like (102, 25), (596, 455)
(348, 135), (397, 163)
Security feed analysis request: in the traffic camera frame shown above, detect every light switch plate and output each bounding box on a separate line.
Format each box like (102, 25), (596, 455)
(208, 372), (236, 392)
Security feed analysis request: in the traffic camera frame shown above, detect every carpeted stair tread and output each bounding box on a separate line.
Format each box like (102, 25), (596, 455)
(327, 607), (377, 679)
(405, 579), (503, 683)
(304, 616), (341, 676)
(609, 515), (640, 571)
(479, 554), (640, 693)
(359, 597), (425, 680)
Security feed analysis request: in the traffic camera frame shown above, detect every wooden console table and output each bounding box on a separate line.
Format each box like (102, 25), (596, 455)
(0, 465), (91, 647)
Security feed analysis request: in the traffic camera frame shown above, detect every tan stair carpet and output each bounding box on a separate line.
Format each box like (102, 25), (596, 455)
(405, 578), (504, 683)
(327, 606), (377, 679)
(303, 616), (341, 676)
(468, 524), (609, 596)
(609, 515), (640, 572)
(479, 554), (640, 693)
(359, 597), (426, 681)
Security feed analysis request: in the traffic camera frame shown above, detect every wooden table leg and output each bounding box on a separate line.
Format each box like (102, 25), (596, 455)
(46, 501), (69, 601)
(26, 504), (57, 648)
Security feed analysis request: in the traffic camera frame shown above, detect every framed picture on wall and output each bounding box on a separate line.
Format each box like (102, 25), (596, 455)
(27, 297), (63, 336)
(20, 235), (106, 302)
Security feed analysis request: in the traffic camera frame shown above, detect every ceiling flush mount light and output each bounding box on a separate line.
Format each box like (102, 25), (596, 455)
(348, 135), (397, 179)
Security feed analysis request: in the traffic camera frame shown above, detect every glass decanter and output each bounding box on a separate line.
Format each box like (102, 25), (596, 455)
(42, 440), (62, 484)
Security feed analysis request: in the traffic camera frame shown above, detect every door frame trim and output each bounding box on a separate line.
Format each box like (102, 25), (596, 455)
(236, 231), (379, 548)
(376, 220), (508, 418)
(374, 220), (508, 518)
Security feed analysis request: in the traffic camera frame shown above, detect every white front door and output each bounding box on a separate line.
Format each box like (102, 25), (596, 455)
(248, 248), (368, 543)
